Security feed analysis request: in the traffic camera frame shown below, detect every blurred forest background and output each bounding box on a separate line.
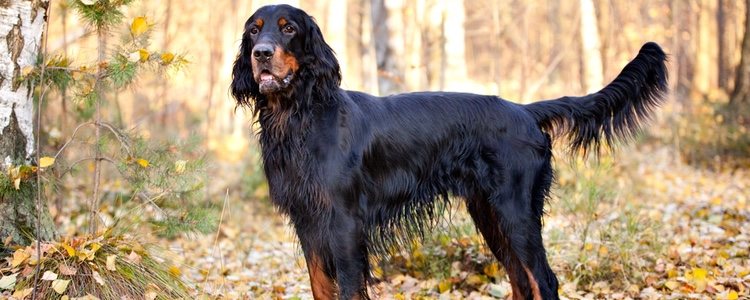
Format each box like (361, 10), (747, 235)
(44, 0), (750, 166)
(1, 0), (748, 299)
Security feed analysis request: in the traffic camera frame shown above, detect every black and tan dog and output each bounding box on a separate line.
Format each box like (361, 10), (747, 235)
(231, 4), (668, 299)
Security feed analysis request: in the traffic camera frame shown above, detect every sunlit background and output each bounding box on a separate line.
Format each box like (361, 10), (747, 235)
(32, 0), (749, 298)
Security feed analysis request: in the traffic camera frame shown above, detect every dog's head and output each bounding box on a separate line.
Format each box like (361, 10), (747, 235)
(231, 4), (341, 108)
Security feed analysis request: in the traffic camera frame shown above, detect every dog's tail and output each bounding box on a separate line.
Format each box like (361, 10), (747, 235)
(525, 42), (668, 156)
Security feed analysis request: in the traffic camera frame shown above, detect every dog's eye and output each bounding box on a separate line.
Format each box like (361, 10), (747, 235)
(282, 25), (295, 34)
(249, 27), (259, 35)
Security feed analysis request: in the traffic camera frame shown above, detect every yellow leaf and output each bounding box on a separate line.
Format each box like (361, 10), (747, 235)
(466, 274), (485, 286)
(13, 178), (20, 190)
(728, 290), (739, 300)
(10, 249), (30, 267)
(138, 49), (150, 62)
(61, 242), (76, 257)
(692, 268), (708, 280)
(106, 255), (117, 271)
(161, 52), (175, 65)
(131, 17), (149, 37)
(21, 66), (34, 77)
(664, 280), (679, 290)
(437, 279), (452, 293)
(12, 287), (32, 299)
(484, 262), (500, 278)
(174, 160), (187, 174)
(136, 158), (149, 168)
(40, 156), (55, 168)
(691, 267), (708, 292)
(89, 242), (101, 253)
(51, 279), (70, 294)
(667, 268), (678, 278)
(168, 265), (182, 277)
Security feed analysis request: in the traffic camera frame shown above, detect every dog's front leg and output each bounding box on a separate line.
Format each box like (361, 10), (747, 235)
(302, 249), (336, 300)
(329, 207), (369, 300)
(298, 228), (337, 299)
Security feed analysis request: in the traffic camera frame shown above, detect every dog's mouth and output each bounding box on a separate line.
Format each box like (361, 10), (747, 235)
(257, 70), (294, 94)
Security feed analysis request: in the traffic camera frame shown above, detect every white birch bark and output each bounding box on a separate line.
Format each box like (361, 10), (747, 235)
(579, 0), (603, 94)
(0, 0), (47, 167)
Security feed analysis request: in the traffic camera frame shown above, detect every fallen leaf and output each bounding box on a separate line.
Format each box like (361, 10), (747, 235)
(664, 280), (679, 290)
(437, 279), (452, 293)
(80, 0), (98, 5)
(126, 251), (142, 264)
(106, 255), (117, 271)
(59, 264), (78, 275)
(728, 290), (739, 300)
(12, 287), (33, 299)
(137, 158), (149, 168)
(175, 160), (187, 174)
(168, 265), (182, 277)
(92, 270), (105, 286)
(61, 242), (76, 257)
(483, 262), (500, 278)
(145, 290), (158, 300)
(0, 273), (17, 290)
(10, 249), (30, 267)
(51, 279), (71, 294)
(598, 245), (609, 256)
(42, 270), (59, 281)
(39, 156), (55, 168)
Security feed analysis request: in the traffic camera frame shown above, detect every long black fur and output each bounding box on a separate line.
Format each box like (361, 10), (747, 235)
(232, 5), (668, 300)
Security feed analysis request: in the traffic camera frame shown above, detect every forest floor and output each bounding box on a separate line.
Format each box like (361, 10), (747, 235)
(169, 141), (749, 299)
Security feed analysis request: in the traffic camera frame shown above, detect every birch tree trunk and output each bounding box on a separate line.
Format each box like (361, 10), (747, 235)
(579, 0), (603, 93)
(0, 0), (56, 246)
(441, 0), (468, 92)
(371, 0), (405, 95)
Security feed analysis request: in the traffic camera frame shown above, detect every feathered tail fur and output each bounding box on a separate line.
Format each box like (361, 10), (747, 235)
(525, 42), (669, 155)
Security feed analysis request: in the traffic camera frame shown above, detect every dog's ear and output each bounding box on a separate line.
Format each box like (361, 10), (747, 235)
(231, 34), (260, 107)
(302, 14), (341, 86)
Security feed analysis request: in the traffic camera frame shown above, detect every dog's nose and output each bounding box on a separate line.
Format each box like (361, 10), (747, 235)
(253, 44), (275, 62)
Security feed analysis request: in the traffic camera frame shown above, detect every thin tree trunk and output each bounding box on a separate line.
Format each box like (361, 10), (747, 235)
(441, 0), (468, 91)
(0, 0), (56, 246)
(371, 0), (405, 95)
(692, 0), (716, 100)
(346, 0), (366, 91)
(579, 0), (604, 93)
(718, 0), (730, 90)
(728, 0), (750, 122)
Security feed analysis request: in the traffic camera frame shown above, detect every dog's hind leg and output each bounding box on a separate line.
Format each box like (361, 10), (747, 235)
(466, 193), (536, 299)
(488, 164), (559, 299)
